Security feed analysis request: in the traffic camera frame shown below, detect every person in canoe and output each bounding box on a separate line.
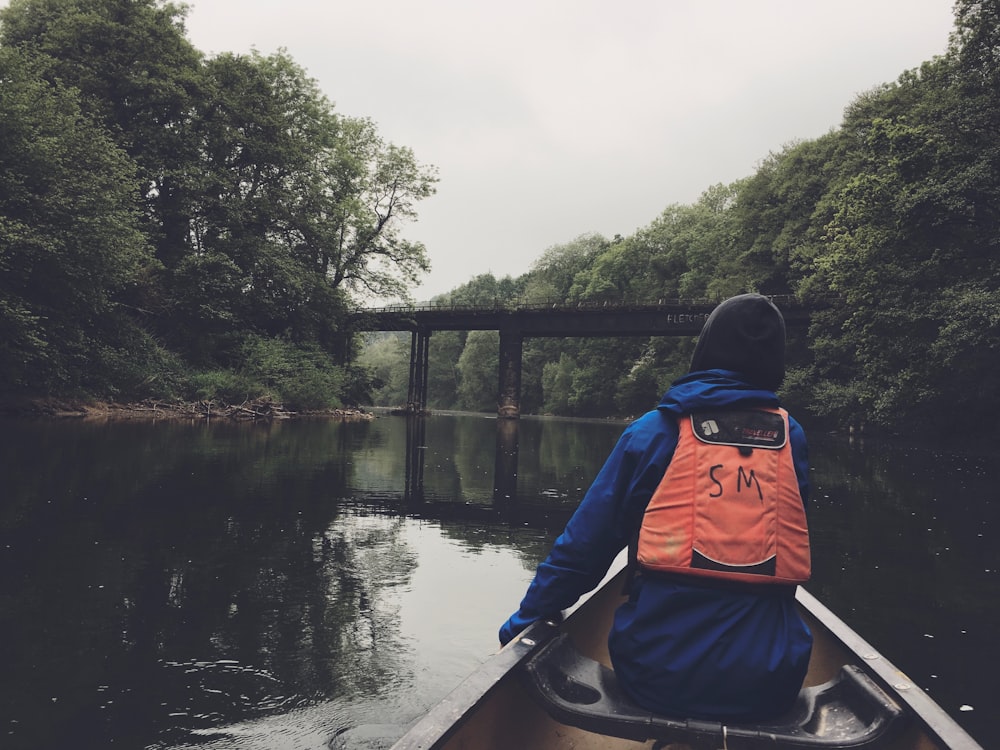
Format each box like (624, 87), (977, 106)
(499, 293), (813, 721)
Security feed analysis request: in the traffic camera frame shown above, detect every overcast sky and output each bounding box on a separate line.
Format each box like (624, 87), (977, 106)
(22, 1), (963, 301)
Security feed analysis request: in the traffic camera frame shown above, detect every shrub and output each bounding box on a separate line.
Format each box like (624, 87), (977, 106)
(238, 335), (343, 410)
(186, 369), (261, 404)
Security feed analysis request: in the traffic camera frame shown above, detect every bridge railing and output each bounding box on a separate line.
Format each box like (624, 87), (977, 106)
(351, 293), (828, 316)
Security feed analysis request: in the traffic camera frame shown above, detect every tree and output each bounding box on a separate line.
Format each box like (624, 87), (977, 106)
(0, 45), (151, 392)
(522, 234), (608, 303)
(951, 0), (1000, 90)
(1, 0), (438, 404)
(437, 272), (522, 307)
(730, 134), (847, 296)
(185, 50), (341, 353)
(356, 333), (410, 407)
(671, 184), (747, 299)
(0, 0), (205, 267)
(320, 117), (438, 301)
(808, 38), (1000, 430)
(424, 330), (465, 409)
(541, 353), (577, 414)
(455, 330), (498, 412)
(614, 210), (689, 301)
(190, 52), (437, 339)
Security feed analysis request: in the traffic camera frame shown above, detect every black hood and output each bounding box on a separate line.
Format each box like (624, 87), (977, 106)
(689, 294), (786, 391)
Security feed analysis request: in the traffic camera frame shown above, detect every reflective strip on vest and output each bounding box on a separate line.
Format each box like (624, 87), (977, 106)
(637, 407), (811, 585)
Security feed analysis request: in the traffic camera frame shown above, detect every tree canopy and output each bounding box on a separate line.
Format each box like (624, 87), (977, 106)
(0, 0), (436, 408)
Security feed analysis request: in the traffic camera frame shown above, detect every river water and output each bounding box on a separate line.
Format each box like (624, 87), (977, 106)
(0, 413), (995, 749)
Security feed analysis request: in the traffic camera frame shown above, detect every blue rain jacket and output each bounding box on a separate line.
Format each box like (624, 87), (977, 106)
(499, 370), (813, 720)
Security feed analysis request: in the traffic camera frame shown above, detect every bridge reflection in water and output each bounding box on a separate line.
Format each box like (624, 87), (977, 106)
(351, 296), (815, 418)
(400, 413), (523, 509)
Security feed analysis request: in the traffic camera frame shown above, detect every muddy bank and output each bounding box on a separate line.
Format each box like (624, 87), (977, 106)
(0, 397), (374, 422)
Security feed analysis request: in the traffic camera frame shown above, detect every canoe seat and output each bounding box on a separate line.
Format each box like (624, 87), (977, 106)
(522, 633), (905, 749)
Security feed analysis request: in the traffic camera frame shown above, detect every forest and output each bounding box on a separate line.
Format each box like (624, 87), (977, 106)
(0, 0), (436, 411)
(1, 0), (998, 436)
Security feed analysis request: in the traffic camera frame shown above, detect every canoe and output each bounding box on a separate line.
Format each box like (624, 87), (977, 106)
(391, 551), (983, 750)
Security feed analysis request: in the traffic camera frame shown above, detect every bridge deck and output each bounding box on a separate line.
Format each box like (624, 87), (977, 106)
(350, 296), (814, 337)
(349, 295), (823, 416)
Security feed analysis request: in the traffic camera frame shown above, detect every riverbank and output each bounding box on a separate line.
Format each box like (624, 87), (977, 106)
(0, 396), (374, 422)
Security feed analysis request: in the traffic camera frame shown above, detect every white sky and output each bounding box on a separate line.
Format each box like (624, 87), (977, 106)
(9, 0), (960, 302)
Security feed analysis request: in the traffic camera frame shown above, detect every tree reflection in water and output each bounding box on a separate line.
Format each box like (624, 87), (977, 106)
(0, 415), (602, 750)
(3, 415), (991, 748)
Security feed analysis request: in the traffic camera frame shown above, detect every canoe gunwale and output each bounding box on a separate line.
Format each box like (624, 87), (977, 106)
(389, 555), (627, 750)
(391, 553), (983, 749)
(389, 616), (562, 749)
(794, 588), (983, 750)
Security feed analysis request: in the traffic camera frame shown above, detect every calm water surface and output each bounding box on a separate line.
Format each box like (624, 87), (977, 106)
(0, 414), (995, 749)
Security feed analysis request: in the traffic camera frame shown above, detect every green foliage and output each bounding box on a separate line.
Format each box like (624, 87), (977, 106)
(730, 134), (847, 296)
(84, 320), (187, 401)
(338, 364), (378, 407)
(185, 335), (345, 410)
(614, 338), (693, 416)
(434, 272), (525, 306)
(238, 335), (344, 410)
(0, 0), (205, 268)
(3, 0), (999, 434)
(803, 41), (1000, 432)
(525, 234), (610, 302)
(455, 330), (498, 412)
(951, 0), (1000, 90)
(325, 121), (437, 300)
(0, 0), (434, 405)
(562, 338), (644, 417)
(541, 353), (576, 414)
(0, 43), (152, 393)
(356, 333), (411, 407)
(424, 330), (465, 409)
(187, 369), (258, 404)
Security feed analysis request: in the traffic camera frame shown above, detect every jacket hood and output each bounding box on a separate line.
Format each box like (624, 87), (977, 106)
(658, 370), (779, 416)
(689, 294), (786, 391)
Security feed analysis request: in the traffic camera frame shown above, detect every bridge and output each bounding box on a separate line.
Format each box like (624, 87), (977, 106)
(349, 295), (816, 418)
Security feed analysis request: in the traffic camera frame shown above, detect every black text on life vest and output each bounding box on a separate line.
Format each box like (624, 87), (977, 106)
(708, 464), (764, 502)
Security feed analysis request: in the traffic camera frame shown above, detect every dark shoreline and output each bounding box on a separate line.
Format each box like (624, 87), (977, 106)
(0, 396), (375, 422)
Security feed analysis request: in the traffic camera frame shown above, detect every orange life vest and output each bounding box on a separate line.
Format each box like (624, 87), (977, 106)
(636, 407), (810, 585)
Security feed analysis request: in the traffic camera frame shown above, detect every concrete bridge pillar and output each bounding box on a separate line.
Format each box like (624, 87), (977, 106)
(497, 327), (523, 419)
